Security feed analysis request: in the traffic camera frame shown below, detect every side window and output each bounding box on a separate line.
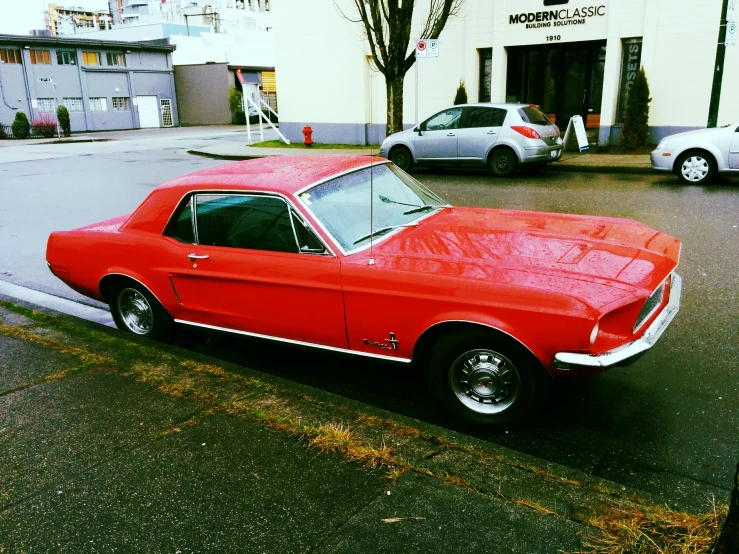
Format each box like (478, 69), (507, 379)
(195, 194), (297, 253)
(463, 107), (492, 128)
(423, 108), (462, 131)
(292, 211), (326, 253)
(490, 108), (507, 127)
(165, 196), (195, 244)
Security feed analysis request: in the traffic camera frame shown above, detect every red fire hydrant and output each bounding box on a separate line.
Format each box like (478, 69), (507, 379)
(302, 125), (313, 147)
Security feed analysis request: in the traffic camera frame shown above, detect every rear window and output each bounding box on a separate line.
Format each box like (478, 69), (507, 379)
(518, 106), (552, 125)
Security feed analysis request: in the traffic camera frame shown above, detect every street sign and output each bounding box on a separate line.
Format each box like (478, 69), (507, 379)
(428, 39), (439, 58)
(415, 39), (427, 58)
(727, 20), (737, 46)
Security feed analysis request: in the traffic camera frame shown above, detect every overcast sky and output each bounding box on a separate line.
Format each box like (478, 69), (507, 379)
(0, 0), (111, 36)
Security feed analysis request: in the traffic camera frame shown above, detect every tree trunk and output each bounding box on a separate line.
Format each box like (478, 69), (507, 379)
(386, 76), (405, 136)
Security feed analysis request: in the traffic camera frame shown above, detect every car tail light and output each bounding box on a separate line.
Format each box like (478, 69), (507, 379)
(511, 126), (541, 139)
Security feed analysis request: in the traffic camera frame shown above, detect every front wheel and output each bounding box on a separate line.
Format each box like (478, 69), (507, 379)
(489, 148), (518, 177)
(428, 329), (549, 427)
(676, 151), (715, 184)
(390, 146), (413, 172)
(110, 282), (176, 341)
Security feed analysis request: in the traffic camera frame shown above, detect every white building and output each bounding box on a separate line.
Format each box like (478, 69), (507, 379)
(273, 0), (739, 145)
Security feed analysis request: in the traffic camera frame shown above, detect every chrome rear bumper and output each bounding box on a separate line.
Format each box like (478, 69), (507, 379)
(553, 273), (682, 370)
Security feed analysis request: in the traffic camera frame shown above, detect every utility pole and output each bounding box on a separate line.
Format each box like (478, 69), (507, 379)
(707, 0), (732, 127)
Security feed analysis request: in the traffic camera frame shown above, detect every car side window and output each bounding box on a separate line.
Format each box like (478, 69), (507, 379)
(164, 196), (195, 244)
(292, 211), (326, 253)
(462, 107), (492, 128)
(423, 108), (463, 131)
(490, 108), (507, 127)
(195, 194), (298, 253)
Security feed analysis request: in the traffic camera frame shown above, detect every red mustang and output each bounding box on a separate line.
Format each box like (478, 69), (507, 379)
(46, 156), (682, 426)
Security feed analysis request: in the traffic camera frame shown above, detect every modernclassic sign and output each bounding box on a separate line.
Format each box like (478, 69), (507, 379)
(510, 5), (606, 28)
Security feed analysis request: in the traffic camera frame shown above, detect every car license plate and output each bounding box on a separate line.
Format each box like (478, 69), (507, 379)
(550, 150), (559, 159)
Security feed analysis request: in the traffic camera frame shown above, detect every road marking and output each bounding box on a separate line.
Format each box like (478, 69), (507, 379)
(0, 280), (115, 327)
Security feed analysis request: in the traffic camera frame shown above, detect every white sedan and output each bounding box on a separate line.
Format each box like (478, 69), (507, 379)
(651, 122), (739, 184)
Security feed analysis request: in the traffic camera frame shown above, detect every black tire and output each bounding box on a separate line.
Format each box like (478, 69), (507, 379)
(390, 146), (413, 172)
(489, 148), (518, 177)
(428, 329), (550, 427)
(109, 281), (176, 342)
(675, 150), (716, 185)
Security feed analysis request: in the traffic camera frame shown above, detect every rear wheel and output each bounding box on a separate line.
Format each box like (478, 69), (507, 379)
(676, 151), (716, 184)
(390, 146), (413, 172)
(428, 329), (550, 427)
(489, 148), (518, 177)
(110, 281), (176, 341)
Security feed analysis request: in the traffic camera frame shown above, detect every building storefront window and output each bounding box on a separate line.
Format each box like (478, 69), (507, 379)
(506, 40), (606, 128)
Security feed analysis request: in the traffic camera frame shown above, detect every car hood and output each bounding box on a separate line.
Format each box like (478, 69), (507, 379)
(378, 207), (680, 296)
(662, 125), (734, 143)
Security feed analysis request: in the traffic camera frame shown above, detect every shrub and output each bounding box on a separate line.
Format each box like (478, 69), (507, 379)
(57, 105), (71, 137)
(0, 125), (8, 140)
(11, 111), (31, 139)
(621, 67), (651, 149)
(31, 115), (58, 138)
(229, 86), (244, 124)
(453, 80), (468, 105)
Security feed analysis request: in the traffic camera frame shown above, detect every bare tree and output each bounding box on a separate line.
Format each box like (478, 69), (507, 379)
(336, 0), (463, 136)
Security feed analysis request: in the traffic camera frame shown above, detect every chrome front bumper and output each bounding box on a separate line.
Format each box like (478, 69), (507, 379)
(553, 273), (682, 370)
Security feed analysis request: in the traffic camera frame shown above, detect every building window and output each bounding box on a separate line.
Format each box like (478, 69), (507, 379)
(37, 98), (56, 112)
(0, 48), (21, 64)
(106, 52), (126, 66)
(112, 97), (130, 110)
(30, 50), (51, 64)
(56, 50), (77, 65)
(62, 97), (84, 112)
(82, 51), (100, 65)
(89, 97), (108, 111)
(160, 98), (173, 126)
(478, 48), (492, 102)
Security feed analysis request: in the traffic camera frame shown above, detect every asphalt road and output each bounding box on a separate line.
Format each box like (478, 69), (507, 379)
(1, 132), (737, 510)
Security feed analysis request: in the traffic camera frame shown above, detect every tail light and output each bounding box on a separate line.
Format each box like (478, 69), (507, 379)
(510, 126), (541, 139)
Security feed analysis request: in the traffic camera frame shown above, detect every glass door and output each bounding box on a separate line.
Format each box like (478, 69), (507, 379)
(558, 49), (588, 126)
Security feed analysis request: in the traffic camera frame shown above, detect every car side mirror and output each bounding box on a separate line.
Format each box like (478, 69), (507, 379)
(416, 127), (423, 136)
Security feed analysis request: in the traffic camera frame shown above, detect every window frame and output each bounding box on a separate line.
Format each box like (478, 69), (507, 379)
(88, 97), (108, 111)
(37, 98), (56, 113)
(111, 97), (130, 111)
(0, 48), (22, 64)
(106, 52), (126, 66)
(56, 50), (77, 65)
(162, 190), (333, 257)
(30, 50), (51, 64)
(62, 97), (84, 112)
(82, 51), (101, 66)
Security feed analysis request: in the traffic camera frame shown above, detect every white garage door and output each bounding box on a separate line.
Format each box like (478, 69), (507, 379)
(137, 96), (160, 128)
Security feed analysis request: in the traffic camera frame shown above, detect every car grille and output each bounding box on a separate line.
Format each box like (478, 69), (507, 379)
(633, 277), (669, 332)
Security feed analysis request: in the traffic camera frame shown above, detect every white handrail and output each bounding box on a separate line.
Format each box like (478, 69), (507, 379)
(257, 95), (278, 118)
(244, 96), (290, 145)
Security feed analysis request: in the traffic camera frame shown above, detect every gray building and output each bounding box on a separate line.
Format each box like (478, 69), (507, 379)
(0, 34), (178, 133)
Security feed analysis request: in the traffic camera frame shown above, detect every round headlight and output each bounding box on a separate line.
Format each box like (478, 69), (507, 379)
(590, 321), (600, 345)
(657, 138), (669, 149)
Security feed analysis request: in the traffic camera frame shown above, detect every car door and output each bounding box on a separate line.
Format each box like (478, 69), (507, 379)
(414, 107), (462, 163)
(456, 106), (505, 164)
(730, 125), (739, 169)
(171, 192), (348, 348)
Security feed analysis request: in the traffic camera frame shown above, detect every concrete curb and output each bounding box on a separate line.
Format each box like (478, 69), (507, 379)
(186, 149), (655, 175)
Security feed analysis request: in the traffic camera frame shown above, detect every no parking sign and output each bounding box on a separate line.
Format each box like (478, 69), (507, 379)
(415, 39), (427, 58)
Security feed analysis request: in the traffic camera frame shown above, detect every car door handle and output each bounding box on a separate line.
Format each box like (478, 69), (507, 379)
(487, 130), (498, 135)
(188, 253), (209, 261)
(447, 133), (456, 137)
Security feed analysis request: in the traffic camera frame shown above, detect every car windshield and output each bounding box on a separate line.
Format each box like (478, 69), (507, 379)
(298, 163), (448, 252)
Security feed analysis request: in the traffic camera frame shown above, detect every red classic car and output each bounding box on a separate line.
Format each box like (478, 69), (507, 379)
(46, 156), (682, 426)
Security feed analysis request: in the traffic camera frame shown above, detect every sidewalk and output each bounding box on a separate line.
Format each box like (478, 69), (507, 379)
(187, 142), (653, 174)
(0, 296), (732, 553)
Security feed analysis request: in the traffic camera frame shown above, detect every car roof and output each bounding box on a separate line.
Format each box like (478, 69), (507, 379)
(455, 102), (529, 109)
(159, 155), (379, 196)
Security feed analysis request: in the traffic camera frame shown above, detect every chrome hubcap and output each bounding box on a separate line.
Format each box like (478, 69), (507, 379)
(681, 156), (708, 182)
(450, 349), (520, 414)
(117, 288), (153, 335)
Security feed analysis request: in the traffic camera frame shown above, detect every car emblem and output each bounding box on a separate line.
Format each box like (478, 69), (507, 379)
(362, 332), (399, 351)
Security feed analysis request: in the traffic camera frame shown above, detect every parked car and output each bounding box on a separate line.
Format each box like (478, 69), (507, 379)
(651, 122), (739, 184)
(379, 103), (563, 176)
(46, 156), (682, 426)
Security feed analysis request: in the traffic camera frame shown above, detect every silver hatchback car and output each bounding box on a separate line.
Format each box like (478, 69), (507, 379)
(379, 103), (563, 176)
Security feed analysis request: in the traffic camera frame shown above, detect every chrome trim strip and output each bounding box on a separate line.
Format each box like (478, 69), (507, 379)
(161, 189), (337, 257)
(174, 319), (413, 363)
(633, 275), (669, 333)
(553, 273), (682, 370)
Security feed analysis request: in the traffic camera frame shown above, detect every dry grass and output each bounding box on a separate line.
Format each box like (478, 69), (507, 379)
(580, 500), (727, 553)
(306, 423), (395, 469)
